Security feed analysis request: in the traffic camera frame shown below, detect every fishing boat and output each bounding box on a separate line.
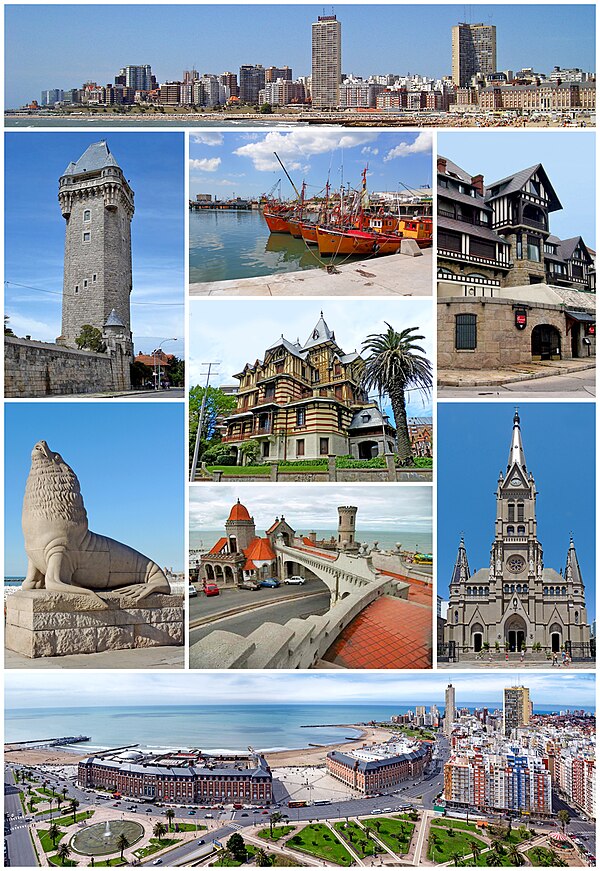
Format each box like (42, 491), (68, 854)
(316, 225), (402, 257)
(398, 216), (433, 248)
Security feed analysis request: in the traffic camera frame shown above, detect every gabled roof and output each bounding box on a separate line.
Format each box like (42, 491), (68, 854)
(244, 537), (276, 561)
(265, 335), (308, 360)
(485, 163), (562, 212)
(62, 140), (121, 176)
(438, 156), (472, 184)
(208, 537), (228, 555)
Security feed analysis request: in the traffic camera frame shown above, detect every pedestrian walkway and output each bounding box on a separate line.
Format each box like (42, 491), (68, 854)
(439, 359), (595, 388)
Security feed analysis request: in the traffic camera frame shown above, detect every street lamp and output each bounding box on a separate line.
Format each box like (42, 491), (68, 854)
(190, 362), (221, 482)
(152, 338), (178, 390)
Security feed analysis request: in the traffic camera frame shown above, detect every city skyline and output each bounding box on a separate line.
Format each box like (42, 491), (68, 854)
(189, 129), (432, 200)
(4, 671), (596, 710)
(438, 130), (596, 244)
(4, 132), (185, 357)
(5, 5), (595, 108)
(437, 403), (596, 619)
(189, 299), (435, 420)
(189, 484), (432, 535)
(4, 403), (185, 576)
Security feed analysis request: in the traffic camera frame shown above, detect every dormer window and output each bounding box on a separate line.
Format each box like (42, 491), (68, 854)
(361, 413), (371, 423)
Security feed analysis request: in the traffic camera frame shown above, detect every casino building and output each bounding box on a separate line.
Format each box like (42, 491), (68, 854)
(78, 749), (272, 805)
(327, 739), (431, 793)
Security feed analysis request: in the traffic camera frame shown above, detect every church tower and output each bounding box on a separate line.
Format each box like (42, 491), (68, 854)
(57, 140), (134, 348)
(225, 500), (257, 553)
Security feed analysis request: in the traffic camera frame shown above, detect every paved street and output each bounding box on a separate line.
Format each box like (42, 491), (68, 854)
(439, 368), (595, 398)
(189, 579), (329, 623)
(4, 769), (37, 867)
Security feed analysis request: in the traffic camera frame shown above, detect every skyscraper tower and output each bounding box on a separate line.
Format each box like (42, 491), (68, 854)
(452, 23), (497, 86)
(58, 140), (134, 350)
(503, 685), (531, 735)
(444, 684), (456, 736)
(338, 506), (358, 546)
(311, 14), (342, 109)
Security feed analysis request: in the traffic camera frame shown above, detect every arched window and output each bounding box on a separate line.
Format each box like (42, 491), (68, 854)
(575, 611), (579, 624)
(504, 584), (510, 593)
(510, 585), (515, 593)
(517, 502), (525, 522)
(508, 503), (515, 522)
(523, 584), (528, 593)
(478, 586), (484, 596)
(454, 610), (459, 624)
(516, 584), (522, 593)
(484, 587), (489, 596)
(561, 586), (566, 596)
(507, 526), (514, 535)
(543, 586), (548, 595)
(550, 586), (555, 596)
(83, 209), (91, 222)
(517, 526), (525, 535)
(466, 587), (471, 596)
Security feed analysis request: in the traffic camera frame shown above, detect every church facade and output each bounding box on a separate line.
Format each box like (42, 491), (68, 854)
(443, 411), (591, 659)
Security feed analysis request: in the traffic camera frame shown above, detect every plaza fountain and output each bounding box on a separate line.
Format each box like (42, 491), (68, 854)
(71, 819), (144, 857)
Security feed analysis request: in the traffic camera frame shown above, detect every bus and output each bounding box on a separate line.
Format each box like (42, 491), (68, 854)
(287, 801), (308, 808)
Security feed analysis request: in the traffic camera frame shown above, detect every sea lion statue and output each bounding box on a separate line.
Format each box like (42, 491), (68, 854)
(21, 440), (171, 607)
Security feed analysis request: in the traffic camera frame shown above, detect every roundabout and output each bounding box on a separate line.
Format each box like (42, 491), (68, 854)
(70, 819), (144, 857)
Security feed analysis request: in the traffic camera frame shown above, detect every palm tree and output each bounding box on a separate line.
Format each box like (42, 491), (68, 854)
(469, 840), (482, 864)
(254, 846), (271, 867)
(165, 808), (175, 831)
(56, 796), (63, 814)
(507, 844), (522, 866)
(48, 822), (61, 847)
(268, 810), (286, 837)
(69, 798), (79, 824)
(557, 810), (570, 833)
(360, 323), (432, 462)
(56, 842), (71, 865)
(153, 821), (167, 842)
(450, 849), (463, 866)
(116, 833), (130, 861)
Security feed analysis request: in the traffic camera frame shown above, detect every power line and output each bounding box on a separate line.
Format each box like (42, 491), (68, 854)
(4, 280), (183, 306)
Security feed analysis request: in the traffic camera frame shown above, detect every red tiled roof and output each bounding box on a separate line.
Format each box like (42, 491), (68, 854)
(323, 597), (432, 669)
(227, 500), (252, 522)
(265, 520), (280, 534)
(244, 537), (276, 561)
(380, 570), (433, 606)
(243, 558), (256, 571)
(302, 537), (316, 547)
(208, 537), (228, 555)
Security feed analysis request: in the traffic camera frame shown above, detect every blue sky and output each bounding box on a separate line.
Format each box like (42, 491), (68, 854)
(437, 403), (596, 619)
(4, 5), (595, 108)
(4, 403), (185, 575)
(189, 299), (435, 419)
(438, 131), (596, 245)
(4, 132), (184, 356)
(4, 671), (595, 710)
(190, 130), (432, 200)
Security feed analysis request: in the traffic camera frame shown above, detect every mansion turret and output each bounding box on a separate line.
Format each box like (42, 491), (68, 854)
(444, 411), (591, 657)
(222, 314), (396, 462)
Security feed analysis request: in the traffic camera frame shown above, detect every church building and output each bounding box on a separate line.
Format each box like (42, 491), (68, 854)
(444, 410), (591, 658)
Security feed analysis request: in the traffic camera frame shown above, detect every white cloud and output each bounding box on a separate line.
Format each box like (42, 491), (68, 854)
(361, 146), (379, 156)
(233, 129), (380, 172)
(192, 133), (224, 146)
(189, 157), (222, 172)
(384, 131), (433, 162)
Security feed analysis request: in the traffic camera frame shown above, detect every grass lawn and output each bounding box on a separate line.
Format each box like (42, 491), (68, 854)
(207, 465), (270, 476)
(38, 829), (66, 853)
(132, 837), (180, 859)
(334, 820), (379, 857)
(432, 818), (482, 833)
(427, 822), (488, 863)
(43, 810), (94, 827)
(214, 844), (257, 866)
(363, 817), (414, 855)
(171, 822), (207, 833)
(92, 859), (128, 867)
(48, 856), (77, 866)
(525, 846), (568, 867)
(286, 824), (353, 866)
(257, 825), (295, 842)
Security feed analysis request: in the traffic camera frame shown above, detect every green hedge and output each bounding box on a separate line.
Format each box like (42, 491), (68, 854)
(278, 458), (328, 468)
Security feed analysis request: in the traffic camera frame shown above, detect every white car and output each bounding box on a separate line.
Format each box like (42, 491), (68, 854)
(285, 576), (306, 585)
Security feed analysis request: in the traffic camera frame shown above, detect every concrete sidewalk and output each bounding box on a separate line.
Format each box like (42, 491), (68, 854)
(190, 248), (432, 296)
(438, 359), (595, 387)
(5, 645), (184, 669)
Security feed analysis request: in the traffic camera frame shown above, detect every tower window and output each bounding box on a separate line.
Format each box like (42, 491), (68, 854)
(517, 526), (525, 535)
(82, 231), (91, 242)
(517, 502), (525, 521)
(508, 503), (515, 522)
(93, 274), (97, 282)
(74, 285), (79, 294)
(83, 279), (88, 288)
(296, 408), (306, 426)
(83, 209), (91, 222)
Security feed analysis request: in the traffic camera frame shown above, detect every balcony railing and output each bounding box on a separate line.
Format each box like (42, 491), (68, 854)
(438, 247), (512, 270)
(439, 209), (491, 228)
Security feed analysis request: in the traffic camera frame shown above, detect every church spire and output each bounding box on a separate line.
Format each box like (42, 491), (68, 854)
(451, 536), (470, 586)
(507, 408), (527, 472)
(564, 536), (583, 586)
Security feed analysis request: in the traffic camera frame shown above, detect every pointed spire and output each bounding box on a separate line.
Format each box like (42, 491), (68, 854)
(302, 312), (334, 349)
(507, 407), (527, 472)
(564, 537), (583, 586)
(451, 536), (470, 586)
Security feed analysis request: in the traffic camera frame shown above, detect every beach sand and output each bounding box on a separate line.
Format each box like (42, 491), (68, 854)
(264, 724), (392, 767)
(4, 747), (89, 766)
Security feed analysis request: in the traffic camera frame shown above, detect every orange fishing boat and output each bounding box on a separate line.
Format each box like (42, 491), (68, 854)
(316, 225), (402, 257)
(398, 216), (433, 248)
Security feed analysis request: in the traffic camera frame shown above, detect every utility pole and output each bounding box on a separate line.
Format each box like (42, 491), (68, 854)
(190, 362), (220, 482)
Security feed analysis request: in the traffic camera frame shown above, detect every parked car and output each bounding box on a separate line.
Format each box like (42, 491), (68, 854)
(259, 577), (280, 588)
(188, 584), (198, 598)
(238, 580), (260, 591)
(203, 582), (220, 597)
(188, 810), (196, 815)
(285, 576), (306, 585)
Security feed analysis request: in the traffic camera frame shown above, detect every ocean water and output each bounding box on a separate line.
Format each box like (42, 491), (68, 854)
(5, 702), (585, 753)
(190, 529), (432, 555)
(5, 117), (304, 129)
(189, 210), (351, 283)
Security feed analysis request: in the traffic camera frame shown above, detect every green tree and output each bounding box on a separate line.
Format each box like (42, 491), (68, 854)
(56, 795), (63, 814)
(557, 810), (570, 833)
(4, 315), (15, 336)
(116, 832), (130, 860)
(201, 442), (237, 466)
(360, 323), (432, 462)
(76, 325), (105, 352)
(260, 103), (273, 114)
(153, 821), (167, 841)
(165, 807), (175, 830)
(507, 843), (523, 866)
(130, 359), (154, 389)
(255, 846), (272, 866)
(239, 439), (261, 466)
(189, 384), (237, 457)
(69, 798), (79, 824)
(48, 822), (61, 847)
(268, 811), (287, 837)
(226, 832), (247, 863)
(469, 840), (482, 864)
(450, 849), (463, 866)
(56, 842), (71, 865)
(166, 355), (185, 387)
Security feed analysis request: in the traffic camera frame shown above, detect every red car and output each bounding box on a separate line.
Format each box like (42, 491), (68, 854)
(203, 582), (220, 597)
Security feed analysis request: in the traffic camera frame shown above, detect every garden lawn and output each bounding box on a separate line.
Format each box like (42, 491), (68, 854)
(132, 837), (180, 859)
(171, 822), (207, 832)
(364, 817), (414, 854)
(91, 859), (128, 867)
(333, 820), (379, 857)
(46, 811), (94, 827)
(48, 856), (77, 866)
(286, 824), (353, 866)
(525, 846), (567, 867)
(257, 825), (295, 842)
(461, 848), (520, 866)
(207, 466), (270, 476)
(431, 818), (483, 833)
(38, 828), (66, 853)
(427, 822), (488, 863)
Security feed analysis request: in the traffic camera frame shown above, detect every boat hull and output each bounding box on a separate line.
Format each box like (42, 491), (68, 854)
(316, 227), (402, 257)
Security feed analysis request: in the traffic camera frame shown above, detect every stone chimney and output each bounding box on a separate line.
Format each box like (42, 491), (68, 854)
(471, 174), (484, 196)
(437, 156), (447, 175)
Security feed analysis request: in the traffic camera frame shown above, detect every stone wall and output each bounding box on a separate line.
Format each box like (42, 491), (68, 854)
(5, 336), (130, 397)
(438, 297), (572, 370)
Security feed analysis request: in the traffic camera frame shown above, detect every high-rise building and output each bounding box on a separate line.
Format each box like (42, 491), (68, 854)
(265, 66), (293, 83)
(221, 71), (239, 98)
(116, 65), (155, 92)
(451, 23), (497, 87)
(445, 684), (456, 736)
(41, 89), (64, 106)
(311, 14), (342, 109)
(57, 141), (134, 354)
(239, 65), (266, 103)
(503, 685), (531, 735)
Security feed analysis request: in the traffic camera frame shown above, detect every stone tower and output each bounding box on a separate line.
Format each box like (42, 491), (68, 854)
(57, 141), (134, 349)
(338, 505), (358, 546)
(225, 500), (257, 553)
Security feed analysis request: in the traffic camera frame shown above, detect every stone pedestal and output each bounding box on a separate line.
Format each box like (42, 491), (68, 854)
(5, 590), (184, 659)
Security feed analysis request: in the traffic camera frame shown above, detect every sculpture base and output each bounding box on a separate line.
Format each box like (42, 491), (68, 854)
(5, 590), (183, 659)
